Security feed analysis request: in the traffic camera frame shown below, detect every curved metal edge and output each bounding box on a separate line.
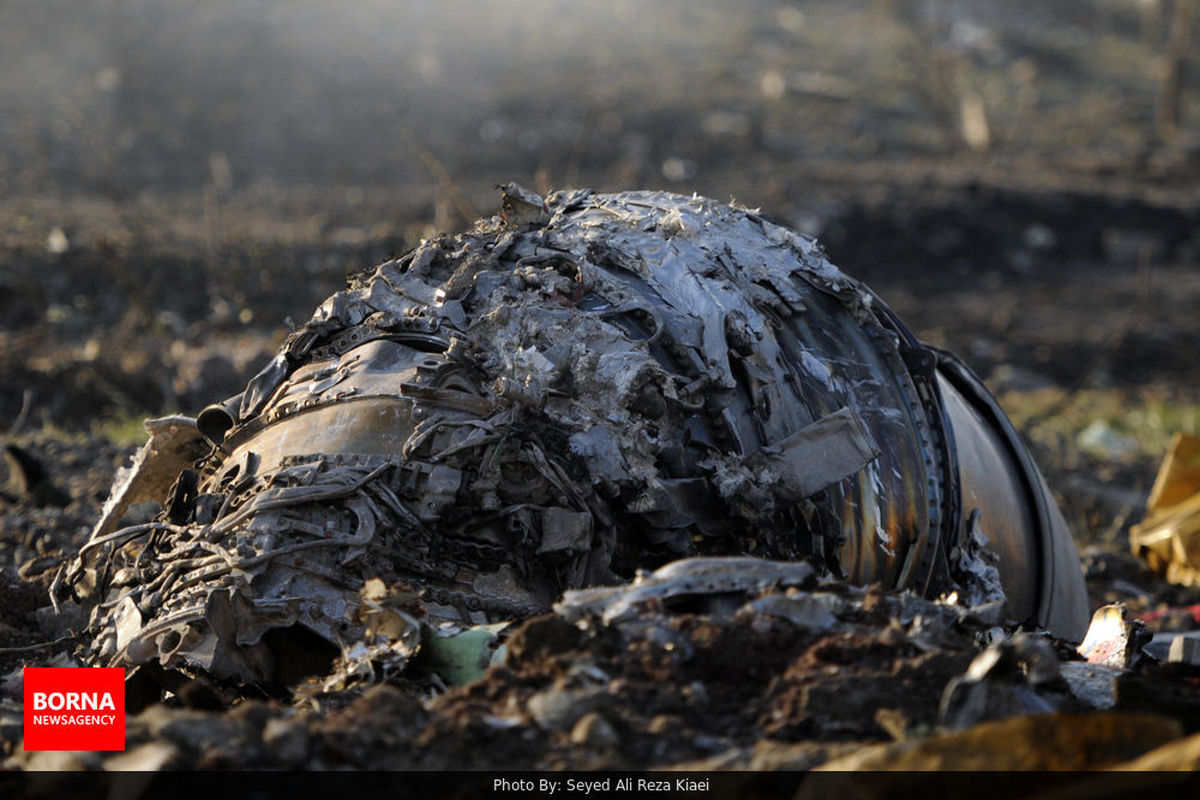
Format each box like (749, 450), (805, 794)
(931, 348), (1090, 642)
(860, 293), (961, 598)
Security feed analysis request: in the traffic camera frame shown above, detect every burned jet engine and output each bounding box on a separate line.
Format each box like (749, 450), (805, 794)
(61, 187), (1089, 688)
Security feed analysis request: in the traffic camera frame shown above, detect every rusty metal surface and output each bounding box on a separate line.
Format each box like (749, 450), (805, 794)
(60, 187), (1090, 689)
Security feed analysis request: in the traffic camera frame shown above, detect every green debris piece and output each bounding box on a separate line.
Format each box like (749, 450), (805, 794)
(418, 623), (509, 686)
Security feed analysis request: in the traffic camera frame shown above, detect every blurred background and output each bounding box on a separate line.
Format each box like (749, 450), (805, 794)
(1, 0), (1199, 555)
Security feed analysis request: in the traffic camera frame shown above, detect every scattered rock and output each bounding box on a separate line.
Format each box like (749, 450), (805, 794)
(938, 635), (1065, 731)
(1060, 661), (1119, 709)
(527, 682), (606, 732)
(1169, 635), (1200, 665)
(570, 712), (619, 749)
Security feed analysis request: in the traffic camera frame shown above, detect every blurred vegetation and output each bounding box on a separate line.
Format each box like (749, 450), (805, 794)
(1005, 388), (1200, 461)
(2, 0), (1197, 212)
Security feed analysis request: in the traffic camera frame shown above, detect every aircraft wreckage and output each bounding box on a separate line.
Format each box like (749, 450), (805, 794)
(57, 187), (1090, 693)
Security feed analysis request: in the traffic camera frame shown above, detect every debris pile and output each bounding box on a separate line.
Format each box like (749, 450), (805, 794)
(55, 187), (1090, 696)
(7, 560), (1200, 771)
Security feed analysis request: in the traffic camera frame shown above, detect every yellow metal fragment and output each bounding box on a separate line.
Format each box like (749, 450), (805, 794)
(1131, 433), (1200, 587)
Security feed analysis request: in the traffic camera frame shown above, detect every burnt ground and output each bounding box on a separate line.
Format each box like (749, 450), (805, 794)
(3, 0), (1200, 775)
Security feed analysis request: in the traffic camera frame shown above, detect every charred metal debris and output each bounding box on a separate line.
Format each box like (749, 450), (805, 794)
(58, 186), (1090, 693)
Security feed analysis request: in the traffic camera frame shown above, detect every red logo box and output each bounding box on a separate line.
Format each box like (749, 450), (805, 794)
(23, 667), (125, 751)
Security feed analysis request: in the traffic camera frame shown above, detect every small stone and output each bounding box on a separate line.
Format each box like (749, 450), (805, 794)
(1168, 635), (1200, 665)
(569, 712), (618, 749)
(526, 684), (603, 731)
(747, 593), (837, 631)
(1060, 661), (1118, 709)
(646, 714), (679, 735)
